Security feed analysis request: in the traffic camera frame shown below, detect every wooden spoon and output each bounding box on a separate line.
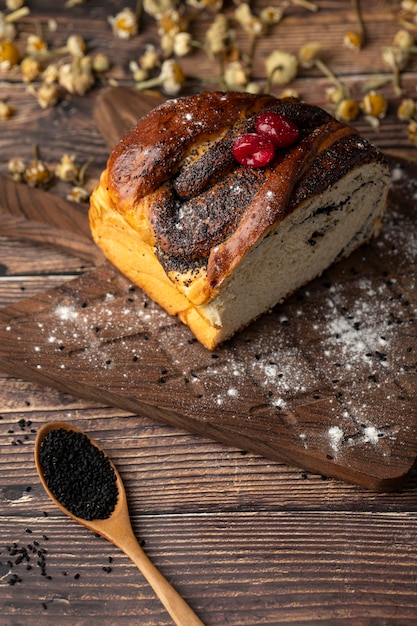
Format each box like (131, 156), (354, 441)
(34, 421), (205, 626)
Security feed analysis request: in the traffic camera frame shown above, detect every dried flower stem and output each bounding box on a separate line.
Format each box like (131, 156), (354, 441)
(352, 0), (366, 46)
(26, 43), (77, 61)
(291, 0), (318, 12)
(135, 0), (143, 33)
(4, 6), (30, 23)
(361, 75), (392, 92)
(396, 17), (417, 34)
(34, 19), (44, 41)
(76, 157), (94, 186)
(32, 144), (40, 162)
(244, 32), (257, 72)
(391, 61), (403, 95)
(314, 57), (346, 93)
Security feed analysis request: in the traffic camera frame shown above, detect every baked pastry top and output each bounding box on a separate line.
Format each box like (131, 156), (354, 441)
(89, 91), (390, 349)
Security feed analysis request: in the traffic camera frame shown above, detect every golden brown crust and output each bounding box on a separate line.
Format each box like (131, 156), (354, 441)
(91, 91), (389, 348)
(89, 177), (222, 349)
(205, 121), (361, 293)
(107, 91), (277, 215)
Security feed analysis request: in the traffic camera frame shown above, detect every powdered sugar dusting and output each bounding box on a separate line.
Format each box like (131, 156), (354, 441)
(55, 305), (79, 321)
(328, 425), (344, 451)
(2, 161), (416, 480)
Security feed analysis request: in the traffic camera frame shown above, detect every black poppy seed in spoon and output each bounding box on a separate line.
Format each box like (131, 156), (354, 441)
(39, 428), (118, 521)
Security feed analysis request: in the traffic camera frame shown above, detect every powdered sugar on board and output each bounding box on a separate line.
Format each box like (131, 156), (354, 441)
(0, 158), (416, 489)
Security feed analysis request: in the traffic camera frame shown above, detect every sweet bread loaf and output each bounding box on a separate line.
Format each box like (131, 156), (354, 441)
(89, 91), (389, 350)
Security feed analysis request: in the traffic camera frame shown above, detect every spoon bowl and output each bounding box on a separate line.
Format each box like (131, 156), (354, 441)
(35, 421), (205, 626)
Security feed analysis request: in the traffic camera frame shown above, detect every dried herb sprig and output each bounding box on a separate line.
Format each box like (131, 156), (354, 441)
(348, 0), (366, 49)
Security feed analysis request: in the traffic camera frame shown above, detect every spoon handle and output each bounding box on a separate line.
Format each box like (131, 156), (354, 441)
(118, 527), (205, 626)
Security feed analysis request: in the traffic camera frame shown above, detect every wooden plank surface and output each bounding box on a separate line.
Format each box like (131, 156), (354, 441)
(0, 155), (416, 491)
(1, 1), (417, 624)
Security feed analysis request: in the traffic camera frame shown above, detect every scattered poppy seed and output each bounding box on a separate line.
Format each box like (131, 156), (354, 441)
(39, 428), (118, 521)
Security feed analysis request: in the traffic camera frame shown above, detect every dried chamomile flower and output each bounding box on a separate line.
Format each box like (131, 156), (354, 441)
(265, 50), (298, 86)
(361, 91), (387, 122)
(6, 0), (25, 9)
(0, 6), (29, 41)
(24, 148), (53, 188)
(47, 18), (58, 33)
(0, 100), (15, 119)
(397, 98), (416, 121)
(173, 32), (193, 57)
(344, 30), (362, 51)
(155, 58), (185, 95)
(224, 60), (249, 90)
(335, 98), (360, 122)
(66, 185), (90, 203)
(300, 42), (349, 100)
(59, 56), (95, 95)
(362, 91), (388, 117)
(401, 0), (417, 13)
(407, 119), (417, 146)
(187, 0), (223, 9)
(245, 81), (262, 94)
(0, 16), (16, 41)
(108, 8), (138, 40)
(234, 4), (265, 38)
(20, 56), (41, 82)
(135, 59), (185, 95)
(260, 7), (284, 26)
(160, 32), (174, 57)
(298, 41), (321, 68)
(348, 0), (366, 48)
(206, 13), (230, 57)
(143, 0), (177, 18)
(158, 9), (189, 55)
(280, 87), (300, 99)
(8, 157), (25, 181)
(158, 9), (188, 37)
(42, 62), (59, 84)
(382, 45), (409, 95)
(35, 82), (61, 108)
(382, 44), (410, 71)
(140, 44), (160, 71)
(0, 40), (19, 68)
(26, 34), (48, 56)
(129, 60), (148, 82)
(393, 29), (414, 49)
(55, 154), (80, 183)
(92, 52), (110, 73)
(66, 34), (87, 57)
(326, 85), (348, 104)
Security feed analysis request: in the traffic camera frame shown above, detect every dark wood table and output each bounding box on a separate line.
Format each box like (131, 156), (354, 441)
(1, 2), (417, 624)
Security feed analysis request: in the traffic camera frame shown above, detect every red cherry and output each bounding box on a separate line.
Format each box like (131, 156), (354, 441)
(255, 111), (299, 148)
(233, 133), (275, 168)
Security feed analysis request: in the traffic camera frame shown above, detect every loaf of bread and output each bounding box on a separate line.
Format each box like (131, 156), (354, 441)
(89, 91), (389, 350)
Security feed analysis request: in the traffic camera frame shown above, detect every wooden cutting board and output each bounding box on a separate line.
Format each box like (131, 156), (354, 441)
(0, 88), (416, 491)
